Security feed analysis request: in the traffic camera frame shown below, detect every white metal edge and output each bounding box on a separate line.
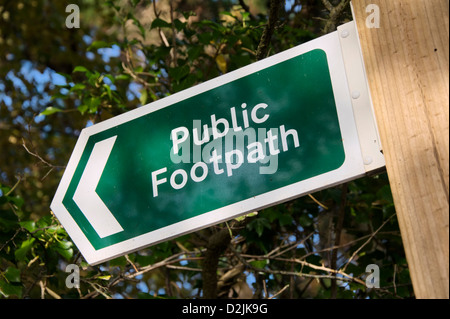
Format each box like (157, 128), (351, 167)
(80, 30), (351, 136)
(337, 21), (385, 173)
(350, 16), (383, 154)
(51, 29), (366, 265)
(50, 131), (99, 260)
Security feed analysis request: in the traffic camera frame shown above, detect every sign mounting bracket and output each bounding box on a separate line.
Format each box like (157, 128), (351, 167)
(338, 21), (385, 173)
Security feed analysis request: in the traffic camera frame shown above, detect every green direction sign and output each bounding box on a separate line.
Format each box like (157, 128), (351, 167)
(51, 23), (384, 265)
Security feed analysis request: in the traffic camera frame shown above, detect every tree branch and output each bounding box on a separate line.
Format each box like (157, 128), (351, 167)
(238, 0), (251, 14)
(202, 228), (232, 298)
(342, 213), (397, 272)
(321, 0), (351, 34)
(256, 0), (283, 60)
(22, 139), (65, 180)
(331, 183), (347, 298)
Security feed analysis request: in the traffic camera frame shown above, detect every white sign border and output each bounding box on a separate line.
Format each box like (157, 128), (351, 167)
(52, 27), (368, 265)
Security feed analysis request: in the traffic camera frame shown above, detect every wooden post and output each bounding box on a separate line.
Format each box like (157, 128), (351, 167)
(351, 0), (449, 298)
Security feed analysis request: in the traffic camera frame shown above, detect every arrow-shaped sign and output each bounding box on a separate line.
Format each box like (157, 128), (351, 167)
(72, 135), (123, 238)
(51, 22), (384, 265)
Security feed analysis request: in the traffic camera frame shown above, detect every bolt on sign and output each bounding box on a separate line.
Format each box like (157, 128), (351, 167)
(51, 22), (384, 265)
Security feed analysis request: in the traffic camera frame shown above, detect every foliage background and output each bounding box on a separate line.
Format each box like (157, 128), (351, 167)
(0, 0), (413, 299)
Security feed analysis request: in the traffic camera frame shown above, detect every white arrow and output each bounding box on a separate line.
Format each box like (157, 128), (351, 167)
(73, 135), (124, 238)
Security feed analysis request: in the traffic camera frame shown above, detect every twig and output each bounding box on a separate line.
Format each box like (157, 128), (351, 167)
(267, 232), (315, 258)
(22, 139), (64, 180)
(320, 0), (334, 12)
(0, 227), (21, 252)
(82, 250), (205, 299)
(166, 265), (203, 272)
(22, 139), (53, 168)
(238, 0), (251, 15)
(5, 176), (21, 196)
(342, 213), (396, 272)
(241, 47), (256, 56)
(127, 251), (203, 279)
(259, 268), (357, 283)
(241, 253), (366, 287)
(87, 281), (111, 299)
(45, 287), (62, 299)
(269, 284), (289, 299)
(125, 254), (139, 273)
(308, 194), (329, 210)
(39, 280), (45, 299)
(169, 1), (178, 67)
(393, 264), (398, 295)
(255, 0), (283, 60)
(320, 0), (351, 34)
(262, 278), (268, 298)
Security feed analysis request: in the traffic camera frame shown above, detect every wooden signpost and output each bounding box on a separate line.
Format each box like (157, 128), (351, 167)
(352, 0), (449, 299)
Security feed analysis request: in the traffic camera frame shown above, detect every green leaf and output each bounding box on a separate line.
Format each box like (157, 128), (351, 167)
(98, 275), (112, 281)
(109, 256), (127, 267)
(84, 96), (101, 113)
(250, 259), (268, 269)
(78, 104), (88, 115)
(197, 32), (213, 45)
(103, 84), (112, 100)
(134, 66), (144, 73)
(132, 19), (146, 38)
(73, 66), (89, 73)
(182, 11), (196, 19)
(299, 214), (313, 227)
(15, 237), (35, 261)
(248, 218), (271, 237)
(4, 267), (21, 283)
(139, 89), (148, 105)
(19, 220), (36, 232)
(39, 107), (63, 116)
(115, 74), (130, 81)
(151, 18), (171, 29)
(220, 11), (236, 19)
(105, 74), (115, 84)
(168, 65), (190, 81)
(187, 46), (203, 61)
(174, 19), (186, 31)
(278, 213), (293, 226)
(69, 83), (86, 92)
(0, 280), (22, 298)
(8, 195), (24, 208)
(54, 246), (73, 260)
(50, 92), (69, 100)
(235, 211), (258, 222)
(50, 240), (73, 260)
(174, 74), (196, 92)
(57, 240), (73, 250)
(87, 41), (110, 51)
(242, 12), (250, 21)
(36, 215), (52, 228)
